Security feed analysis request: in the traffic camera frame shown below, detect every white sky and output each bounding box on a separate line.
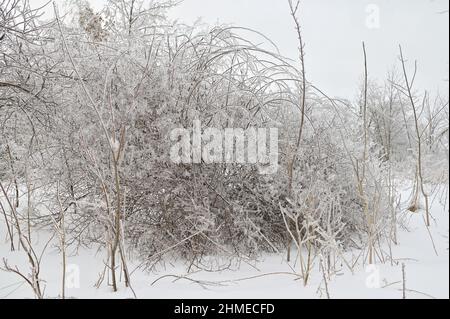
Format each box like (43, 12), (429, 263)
(33, 0), (449, 99)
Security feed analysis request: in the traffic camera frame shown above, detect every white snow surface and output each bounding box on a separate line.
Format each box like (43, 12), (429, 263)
(1, 183), (448, 299)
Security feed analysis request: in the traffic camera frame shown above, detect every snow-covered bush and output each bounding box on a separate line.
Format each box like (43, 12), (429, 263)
(0, 0), (447, 294)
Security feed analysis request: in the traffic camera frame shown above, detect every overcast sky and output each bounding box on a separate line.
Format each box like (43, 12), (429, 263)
(34, 0), (449, 99)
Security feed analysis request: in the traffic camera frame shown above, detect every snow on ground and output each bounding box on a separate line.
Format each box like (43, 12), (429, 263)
(0, 183), (448, 299)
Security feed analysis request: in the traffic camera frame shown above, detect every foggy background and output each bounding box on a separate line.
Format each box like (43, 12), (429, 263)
(34, 0), (449, 99)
